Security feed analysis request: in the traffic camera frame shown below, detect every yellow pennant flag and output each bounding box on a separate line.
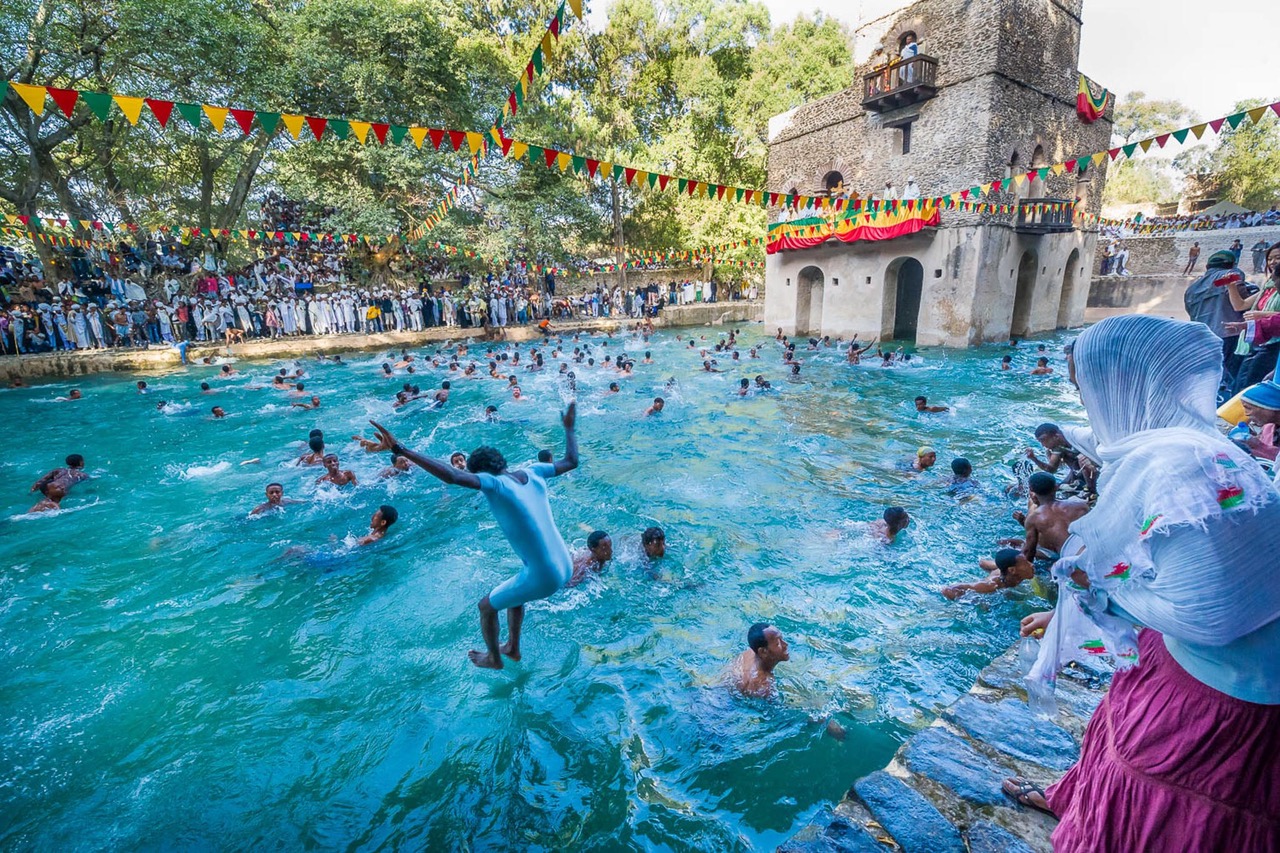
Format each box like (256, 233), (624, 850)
(1189, 123), (1207, 139)
(1138, 138), (1154, 152)
(281, 114), (306, 139)
(1051, 164), (1066, 176)
(510, 140), (528, 160)
(8, 82), (47, 115)
(202, 105), (229, 132)
(113, 95), (145, 125)
(409, 127), (428, 148)
(349, 121), (371, 144)
(541, 31), (554, 59)
(1013, 174), (1026, 186)
(1091, 151), (1107, 166)
(239, 229), (249, 239)
(1247, 106), (1268, 125)
(568, 0), (583, 18)
(466, 131), (485, 154)
(599, 161), (612, 176)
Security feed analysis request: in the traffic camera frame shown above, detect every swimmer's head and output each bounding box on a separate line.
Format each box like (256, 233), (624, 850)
(137, 381), (147, 390)
(1002, 355), (1012, 364)
(211, 406), (226, 418)
(950, 457), (972, 478)
(586, 530), (613, 563)
(449, 452), (468, 470)
(200, 382), (211, 391)
(916, 447), (936, 468)
(1029, 472), (1057, 498)
(40, 481), (66, 501)
(322, 453), (339, 472)
(373, 505), (398, 530)
(221, 365), (231, 374)
(642, 526), (666, 559)
(310, 429), (323, 438)
(883, 506), (910, 533)
(265, 483), (284, 501)
(309, 435), (325, 453)
(65, 454), (85, 469)
(993, 547), (1023, 583)
(1036, 357), (1049, 367)
(1033, 423), (1064, 449)
(537, 449), (553, 463)
(747, 622), (789, 662)
(441, 381), (451, 390)
(466, 446), (507, 475)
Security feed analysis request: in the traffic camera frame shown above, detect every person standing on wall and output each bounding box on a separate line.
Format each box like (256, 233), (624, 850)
(1184, 241), (1201, 275)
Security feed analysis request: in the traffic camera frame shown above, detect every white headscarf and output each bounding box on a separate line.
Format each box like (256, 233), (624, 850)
(1029, 316), (1280, 705)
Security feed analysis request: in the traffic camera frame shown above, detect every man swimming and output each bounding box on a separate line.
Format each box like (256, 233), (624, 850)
(31, 454), (89, 494)
(298, 434), (326, 465)
(250, 482), (301, 515)
(316, 454), (357, 487)
(356, 505), (397, 545)
(914, 395), (949, 413)
(731, 623), (790, 697)
(644, 397), (665, 416)
(642, 526), (666, 560)
(941, 548), (1035, 599)
(450, 452), (468, 470)
(28, 482), (66, 514)
(869, 506), (911, 543)
(566, 530), (612, 587)
(912, 447), (937, 472)
(1024, 423), (1086, 489)
(380, 455), (412, 478)
(212, 406), (228, 418)
(1030, 357), (1054, 375)
(364, 403), (579, 670)
(291, 396), (322, 411)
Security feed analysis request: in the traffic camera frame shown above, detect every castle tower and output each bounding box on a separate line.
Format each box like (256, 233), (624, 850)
(763, 0), (1112, 346)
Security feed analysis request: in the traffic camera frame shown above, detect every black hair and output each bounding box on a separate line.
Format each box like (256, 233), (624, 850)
(379, 505), (398, 526)
(1029, 472), (1057, 497)
(609, 382), (619, 391)
(642, 526), (665, 544)
(741, 378), (750, 387)
(747, 622), (771, 653)
(1036, 357), (1049, 366)
(66, 454), (84, 468)
(296, 383), (304, 391)
(441, 381), (451, 390)
(993, 548), (1021, 573)
(485, 405), (497, 413)
(467, 446), (506, 475)
(1001, 354), (1012, 362)
(1033, 423), (1061, 439)
(645, 351), (650, 357)
(403, 383), (413, 392)
(537, 449), (553, 463)
(950, 457), (972, 477)
(200, 382), (210, 391)
(884, 506), (909, 527)
(266, 482), (283, 490)
(221, 365), (231, 373)
(309, 436), (325, 453)
(279, 369), (287, 376)
(137, 380), (147, 388)
(587, 530), (609, 549)
(310, 429), (323, 437)
(914, 396), (927, 404)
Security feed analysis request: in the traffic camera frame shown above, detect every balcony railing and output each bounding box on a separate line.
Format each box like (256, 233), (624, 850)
(1015, 198), (1076, 234)
(862, 55), (939, 112)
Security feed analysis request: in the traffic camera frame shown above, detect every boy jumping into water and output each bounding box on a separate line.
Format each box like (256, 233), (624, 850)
(366, 403), (580, 670)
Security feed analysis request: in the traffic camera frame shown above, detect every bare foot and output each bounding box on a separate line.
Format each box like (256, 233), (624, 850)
(468, 649), (504, 669)
(499, 641), (521, 661)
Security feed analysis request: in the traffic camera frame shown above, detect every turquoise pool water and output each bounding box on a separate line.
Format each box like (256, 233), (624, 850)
(0, 326), (1083, 850)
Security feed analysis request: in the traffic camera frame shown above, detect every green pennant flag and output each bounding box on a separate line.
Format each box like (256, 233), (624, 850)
(390, 124), (408, 145)
(735, 187), (744, 202)
(1000, 178), (1012, 191)
(532, 47), (544, 75)
(514, 85), (525, 108)
(526, 144), (543, 163)
(256, 112), (280, 135)
(677, 177), (688, 194)
(705, 183), (717, 199)
(329, 119), (350, 140)
(1037, 167), (1050, 181)
(1121, 142), (1138, 158)
(1172, 128), (1190, 145)
(647, 172), (659, 189)
(611, 164), (624, 182)
(1225, 111), (1247, 129)
(175, 101), (202, 128)
(571, 154), (586, 174)
(80, 91), (114, 122)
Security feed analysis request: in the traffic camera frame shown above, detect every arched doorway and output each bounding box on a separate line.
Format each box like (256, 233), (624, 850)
(1056, 248), (1081, 328)
(1011, 250), (1037, 337)
(1029, 144), (1048, 199)
(796, 265), (825, 335)
(883, 258), (924, 341)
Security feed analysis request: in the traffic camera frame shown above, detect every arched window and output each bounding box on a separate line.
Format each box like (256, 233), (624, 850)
(1029, 145), (1047, 199)
(822, 171), (845, 197)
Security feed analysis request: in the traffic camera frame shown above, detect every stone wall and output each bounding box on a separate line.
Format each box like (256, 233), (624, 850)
(1085, 274), (1189, 323)
(1094, 225), (1280, 277)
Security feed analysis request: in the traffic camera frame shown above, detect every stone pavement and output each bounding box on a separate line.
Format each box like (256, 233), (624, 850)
(780, 645), (1112, 853)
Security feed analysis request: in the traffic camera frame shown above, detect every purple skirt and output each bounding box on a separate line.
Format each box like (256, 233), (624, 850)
(1047, 630), (1280, 851)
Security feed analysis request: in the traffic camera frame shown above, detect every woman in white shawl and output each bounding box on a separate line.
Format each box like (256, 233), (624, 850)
(1006, 315), (1280, 850)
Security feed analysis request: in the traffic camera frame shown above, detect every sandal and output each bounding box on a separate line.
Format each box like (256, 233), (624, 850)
(1002, 777), (1055, 816)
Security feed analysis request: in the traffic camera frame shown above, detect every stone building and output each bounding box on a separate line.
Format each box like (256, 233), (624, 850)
(764, 0), (1113, 346)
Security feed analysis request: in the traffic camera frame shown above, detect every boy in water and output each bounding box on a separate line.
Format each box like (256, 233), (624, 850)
(298, 434), (326, 465)
(731, 623), (790, 697)
(869, 506), (911, 543)
(357, 505), (397, 545)
(316, 454), (357, 487)
(31, 454), (88, 494)
(251, 482), (301, 515)
(914, 395), (949, 413)
(567, 530), (613, 587)
(941, 548), (1035, 599)
(1030, 357), (1054, 375)
(364, 403), (579, 670)
(28, 482), (66, 513)
(644, 397), (665, 416)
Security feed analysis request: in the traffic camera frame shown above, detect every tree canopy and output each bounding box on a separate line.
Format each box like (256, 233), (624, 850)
(0, 0), (857, 274)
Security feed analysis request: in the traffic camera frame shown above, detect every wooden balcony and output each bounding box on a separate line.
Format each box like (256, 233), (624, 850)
(862, 55), (939, 112)
(1015, 199), (1076, 234)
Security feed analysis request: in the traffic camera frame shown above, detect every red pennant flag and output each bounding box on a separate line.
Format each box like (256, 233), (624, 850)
(658, 174), (670, 191)
(1271, 101), (1280, 118)
(229, 108), (256, 135)
(47, 87), (80, 118)
(716, 184), (727, 200)
(371, 123), (389, 144)
(549, 16), (560, 36)
(145, 98), (174, 128)
(988, 180), (1001, 193)
(428, 128), (444, 149)
(508, 92), (518, 116)
(1108, 147), (1122, 159)
(1154, 133), (1171, 148)
(1209, 118), (1225, 133)
(686, 180), (698, 196)
(305, 116), (327, 140)
(960, 189), (970, 200)
(447, 130), (466, 151)
(500, 135), (513, 156)
(624, 168), (637, 185)
(768, 192), (778, 206)
(525, 63), (535, 82)
(17, 216), (29, 225)
(586, 159), (599, 178)
(543, 147), (558, 167)
(1064, 159), (1078, 172)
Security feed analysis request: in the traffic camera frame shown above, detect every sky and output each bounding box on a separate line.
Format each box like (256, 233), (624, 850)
(587, 0), (1280, 121)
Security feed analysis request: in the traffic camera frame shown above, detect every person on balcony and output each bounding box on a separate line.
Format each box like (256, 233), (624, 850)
(899, 33), (919, 85)
(902, 178), (921, 202)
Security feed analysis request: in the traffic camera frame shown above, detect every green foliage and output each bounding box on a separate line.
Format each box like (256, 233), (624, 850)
(1101, 159), (1178, 207)
(1110, 91), (1198, 145)
(1179, 99), (1280, 211)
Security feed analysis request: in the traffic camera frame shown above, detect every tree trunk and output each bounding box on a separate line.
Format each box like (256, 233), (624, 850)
(610, 176), (626, 290)
(217, 134), (273, 230)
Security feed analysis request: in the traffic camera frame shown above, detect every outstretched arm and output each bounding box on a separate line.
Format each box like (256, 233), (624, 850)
(551, 402), (579, 476)
(368, 421), (481, 489)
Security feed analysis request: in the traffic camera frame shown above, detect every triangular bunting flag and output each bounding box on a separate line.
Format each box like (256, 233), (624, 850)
(511, 140), (528, 160)
(348, 120), (370, 143)
(1189, 123), (1207, 139)
(202, 105), (229, 133)
(428, 128), (444, 149)
(9, 82), (47, 115)
(113, 95), (145, 125)
(389, 124), (407, 145)
(657, 174), (670, 191)
(568, 0), (583, 18)
(585, 158), (599, 178)
(371, 123), (390, 144)
(257, 112), (280, 135)
(1121, 142), (1138, 158)
(1137, 140), (1153, 152)
(447, 130), (466, 151)
(556, 151), (572, 172)
(465, 131), (484, 154)
(282, 114), (305, 139)
(306, 116), (328, 140)
(570, 154), (586, 174)
(1225, 112), (1247, 130)
(145, 98), (174, 128)
(329, 119), (350, 140)
(1171, 128), (1189, 145)
(48, 87), (80, 118)
(229, 108), (256, 135)
(543, 146), (558, 168)
(1208, 118), (1225, 134)
(83, 91), (115, 122)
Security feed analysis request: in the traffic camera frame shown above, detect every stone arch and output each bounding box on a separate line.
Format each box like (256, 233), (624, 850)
(1056, 248), (1081, 328)
(885, 17), (927, 53)
(883, 257), (925, 341)
(1029, 144), (1048, 199)
(822, 170), (846, 196)
(796, 265), (825, 336)
(1011, 250), (1038, 338)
